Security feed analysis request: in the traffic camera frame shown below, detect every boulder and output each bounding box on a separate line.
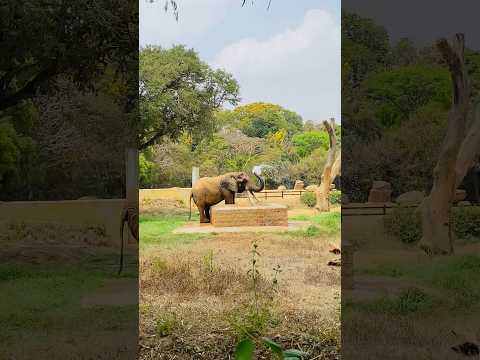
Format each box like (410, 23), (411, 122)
(277, 185), (287, 190)
(368, 189), (392, 203)
(372, 181), (392, 191)
(294, 180), (305, 190)
(305, 185), (318, 191)
(395, 191), (425, 206)
(454, 189), (467, 202)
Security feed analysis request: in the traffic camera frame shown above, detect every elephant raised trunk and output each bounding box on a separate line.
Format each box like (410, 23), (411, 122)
(249, 172), (264, 193)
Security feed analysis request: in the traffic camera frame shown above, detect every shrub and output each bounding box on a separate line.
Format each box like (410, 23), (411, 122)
(329, 190), (342, 205)
(385, 206), (480, 244)
(301, 191), (317, 207)
(451, 207), (480, 240)
(384, 207), (422, 244)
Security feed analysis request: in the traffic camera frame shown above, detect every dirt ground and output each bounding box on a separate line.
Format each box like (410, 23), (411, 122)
(139, 205), (341, 359)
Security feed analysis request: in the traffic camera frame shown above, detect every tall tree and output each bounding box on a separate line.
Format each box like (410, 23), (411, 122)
(139, 45), (239, 149)
(419, 34), (480, 255)
(315, 118), (340, 212)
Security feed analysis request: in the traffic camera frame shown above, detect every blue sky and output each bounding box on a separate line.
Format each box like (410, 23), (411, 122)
(140, 0), (341, 122)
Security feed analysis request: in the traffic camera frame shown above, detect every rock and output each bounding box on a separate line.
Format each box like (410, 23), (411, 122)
(368, 180), (392, 203)
(294, 180), (305, 190)
(277, 185), (287, 190)
(330, 183), (336, 190)
(305, 185), (317, 191)
(372, 181), (392, 191)
(395, 191), (425, 206)
(341, 194), (350, 204)
(457, 201), (471, 207)
(368, 189), (392, 203)
(455, 189), (467, 202)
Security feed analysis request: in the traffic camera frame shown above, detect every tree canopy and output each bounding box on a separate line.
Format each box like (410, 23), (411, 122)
(139, 45), (240, 149)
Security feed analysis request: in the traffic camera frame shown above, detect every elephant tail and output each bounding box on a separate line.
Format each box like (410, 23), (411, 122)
(189, 192), (193, 220)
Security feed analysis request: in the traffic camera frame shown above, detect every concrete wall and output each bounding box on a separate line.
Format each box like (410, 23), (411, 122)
(140, 188), (191, 206)
(0, 199), (128, 247)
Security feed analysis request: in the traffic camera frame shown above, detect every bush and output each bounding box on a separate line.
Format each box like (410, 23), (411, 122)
(329, 190), (342, 205)
(301, 191), (316, 207)
(451, 207), (480, 240)
(384, 207), (421, 244)
(385, 206), (480, 244)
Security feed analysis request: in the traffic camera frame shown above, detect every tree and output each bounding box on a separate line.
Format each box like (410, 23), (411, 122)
(315, 118), (340, 211)
(0, 0), (137, 113)
(363, 65), (451, 127)
(419, 34), (480, 255)
(139, 45), (240, 149)
(292, 131), (329, 157)
(224, 102), (303, 139)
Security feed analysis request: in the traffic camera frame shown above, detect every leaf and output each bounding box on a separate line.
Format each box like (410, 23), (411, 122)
(235, 339), (255, 360)
(283, 349), (308, 359)
(262, 337), (283, 357)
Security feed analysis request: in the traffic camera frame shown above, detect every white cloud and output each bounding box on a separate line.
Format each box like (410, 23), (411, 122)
(140, 0), (232, 47)
(213, 9), (340, 122)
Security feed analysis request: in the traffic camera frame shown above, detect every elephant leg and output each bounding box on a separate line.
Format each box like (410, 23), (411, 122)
(205, 205), (211, 221)
(198, 205), (209, 223)
(224, 191), (235, 205)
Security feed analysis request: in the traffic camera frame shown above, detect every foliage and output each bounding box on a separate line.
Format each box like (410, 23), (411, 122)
(362, 65), (451, 127)
(139, 45), (239, 149)
(292, 131), (329, 157)
(301, 192), (317, 207)
(385, 206), (480, 244)
(384, 207), (421, 244)
(220, 102), (303, 139)
(0, 0), (137, 113)
(329, 190), (342, 205)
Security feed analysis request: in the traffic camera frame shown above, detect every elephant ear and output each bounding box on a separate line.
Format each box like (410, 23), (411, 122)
(221, 175), (238, 192)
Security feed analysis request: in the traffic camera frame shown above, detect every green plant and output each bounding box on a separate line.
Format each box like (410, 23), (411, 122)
(385, 206), (480, 244)
(384, 207), (421, 244)
(300, 191), (316, 207)
(304, 225), (321, 237)
(202, 249), (215, 273)
(155, 312), (177, 337)
(232, 243), (307, 360)
(329, 190), (342, 205)
(451, 206), (480, 240)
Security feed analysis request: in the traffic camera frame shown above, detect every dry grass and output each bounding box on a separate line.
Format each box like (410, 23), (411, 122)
(139, 209), (341, 359)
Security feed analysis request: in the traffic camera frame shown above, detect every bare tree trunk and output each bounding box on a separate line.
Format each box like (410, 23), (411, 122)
(455, 104), (480, 188)
(419, 34), (470, 255)
(316, 118), (340, 212)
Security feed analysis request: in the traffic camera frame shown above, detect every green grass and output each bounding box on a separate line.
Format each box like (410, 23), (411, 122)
(140, 213), (208, 250)
(0, 258), (137, 356)
(290, 212), (341, 237)
(353, 254), (480, 315)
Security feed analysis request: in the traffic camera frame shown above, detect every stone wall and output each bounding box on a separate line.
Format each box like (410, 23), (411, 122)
(211, 204), (288, 227)
(0, 199), (130, 247)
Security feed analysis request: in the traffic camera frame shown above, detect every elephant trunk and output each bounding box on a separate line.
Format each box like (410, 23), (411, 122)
(250, 172), (265, 192)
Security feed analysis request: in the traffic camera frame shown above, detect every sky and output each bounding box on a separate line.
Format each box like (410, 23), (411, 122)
(140, 0), (341, 123)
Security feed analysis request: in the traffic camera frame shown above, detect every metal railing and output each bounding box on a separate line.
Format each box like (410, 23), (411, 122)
(236, 189), (308, 199)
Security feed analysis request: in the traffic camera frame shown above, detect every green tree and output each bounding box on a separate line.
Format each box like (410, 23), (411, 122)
(362, 65), (451, 127)
(225, 102), (303, 139)
(139, 45), (240, 149)
(292, 131), (329, 157)
(0, 0), (137, 113)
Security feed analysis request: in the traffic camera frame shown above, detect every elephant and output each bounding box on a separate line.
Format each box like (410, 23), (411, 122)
(189, 171), (265, 223)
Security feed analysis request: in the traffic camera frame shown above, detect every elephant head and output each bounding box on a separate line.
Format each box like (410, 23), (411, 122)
(246, 171), (265, 193)
(220, 172), (249, 193)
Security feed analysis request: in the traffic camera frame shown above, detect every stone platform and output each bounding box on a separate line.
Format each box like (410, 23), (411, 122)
(211, 203), (288, 227)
